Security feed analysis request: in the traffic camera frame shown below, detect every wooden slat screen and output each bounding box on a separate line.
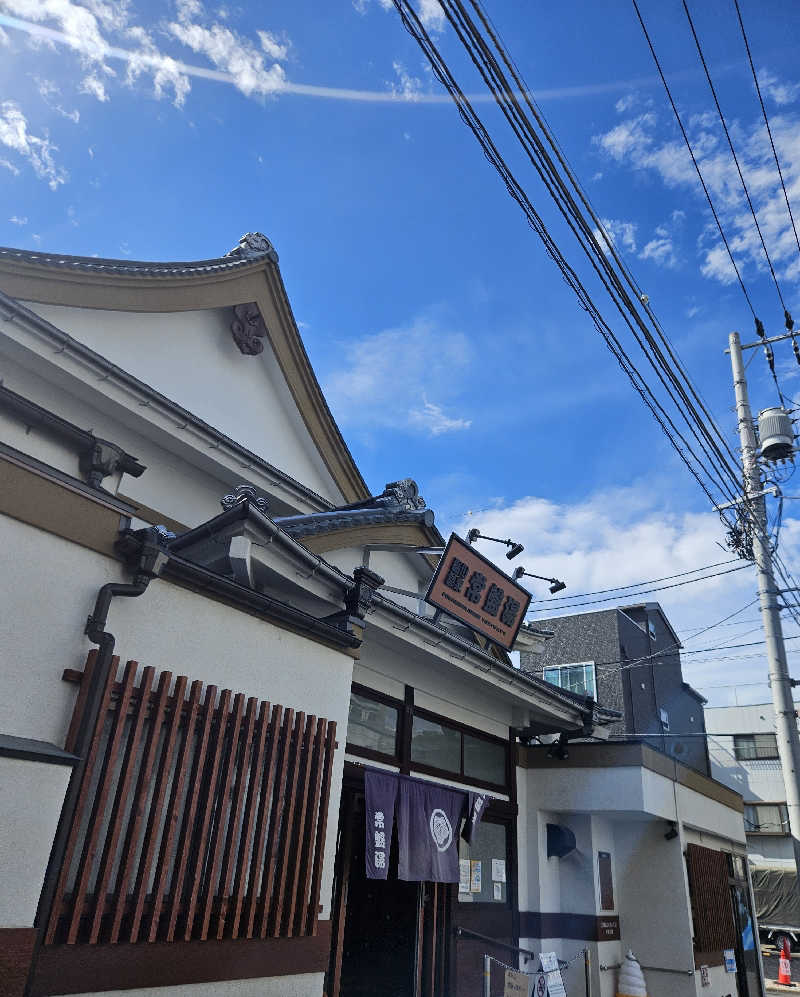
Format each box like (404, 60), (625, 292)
(47, 653), (336, 946)
(685, 844), (736, 954)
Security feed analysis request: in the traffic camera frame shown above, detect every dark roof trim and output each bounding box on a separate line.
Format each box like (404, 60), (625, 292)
(0, 244), (265, 278)
(0, 733), (79, 767)
(682, 681), (708, 705)
(0, 290), (335, 512)
(275, 506), (435, 538)
(163, 552), (361, 652)
(0, 382), (145, 488)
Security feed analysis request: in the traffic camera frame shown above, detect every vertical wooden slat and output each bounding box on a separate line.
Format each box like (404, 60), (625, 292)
(229, 700), (270, 940)
(88, 665), (155, 944)
(148, 679), (202, 942)
(129, 674), (188, 943)
(268, 710), (306, 937)
(64, 649), (98, 754)
(66, 659), (138, 945)
(183, 689), (232, 941)
(327, 797), (354, 997)
(244, 704), (284, 939)
(256, 707), (295, 939)
(45, 654), (119, 945)
(306, 721), (337, 936)
(108, 670), (172, 943)
(215, 696), (258, 939)
(164, 683), (217, 942)
(198, 692), (244, 940)
(284, 715), (317, 935)
(293, 718), (327, 936)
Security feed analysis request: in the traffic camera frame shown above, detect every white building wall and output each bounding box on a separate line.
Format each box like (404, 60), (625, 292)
(16, 303), (343, 505)
(51, 973), (325, 997)
(0, 757), (71, 929)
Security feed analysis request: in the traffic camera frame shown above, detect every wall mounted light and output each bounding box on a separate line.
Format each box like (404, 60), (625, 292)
(513, 566), (567, 594)
(466, 528), (525, 559)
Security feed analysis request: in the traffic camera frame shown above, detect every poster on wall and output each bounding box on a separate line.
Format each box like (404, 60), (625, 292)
(470, 860), (482, 893)
(459, 860), (471, 893)
(492, 858), (506, 883)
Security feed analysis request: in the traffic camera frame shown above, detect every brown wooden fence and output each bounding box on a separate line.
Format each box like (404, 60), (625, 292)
(685, 843), (736, 956)
(48, 650), (336, 946)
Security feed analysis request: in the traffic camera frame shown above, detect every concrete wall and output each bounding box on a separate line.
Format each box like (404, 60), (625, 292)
(0, 756), (71, 929)
(51, 974), (325, 997)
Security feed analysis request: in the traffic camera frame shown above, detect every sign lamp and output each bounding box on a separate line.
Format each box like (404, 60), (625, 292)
(466, 528), (524, 560)
(512, 566), (567, 595)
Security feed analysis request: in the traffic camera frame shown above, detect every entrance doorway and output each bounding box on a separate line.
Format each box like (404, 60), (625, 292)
(327, 773), (517, 997)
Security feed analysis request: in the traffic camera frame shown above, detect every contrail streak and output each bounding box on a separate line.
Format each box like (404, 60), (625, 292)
(0, 11), (661, 105)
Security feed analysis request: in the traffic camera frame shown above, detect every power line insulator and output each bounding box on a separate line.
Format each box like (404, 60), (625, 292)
(786, 309), (795, 333)
(756, 317), (766, 339)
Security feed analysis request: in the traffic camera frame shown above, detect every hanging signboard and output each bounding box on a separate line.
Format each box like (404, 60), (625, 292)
(503, 969), (533, 996)
(424, 533), (532, 651)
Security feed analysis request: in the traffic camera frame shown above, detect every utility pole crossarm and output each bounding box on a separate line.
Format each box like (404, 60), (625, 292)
(729, 330), (800, 891)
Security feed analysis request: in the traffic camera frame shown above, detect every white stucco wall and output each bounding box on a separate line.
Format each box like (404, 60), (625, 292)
(19, 303), (343, 505)
(51, 972), (325, 997)
(0, 756), (71, 928)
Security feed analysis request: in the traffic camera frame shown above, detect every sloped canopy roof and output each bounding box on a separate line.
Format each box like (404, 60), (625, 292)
(0, 232), (369, 505)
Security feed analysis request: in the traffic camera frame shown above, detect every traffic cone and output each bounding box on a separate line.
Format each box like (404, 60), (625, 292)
(779, 936), (793, 986)
(617, 949), (647, 997)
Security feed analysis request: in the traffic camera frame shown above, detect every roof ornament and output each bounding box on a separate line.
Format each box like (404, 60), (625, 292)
(376, 478), (426, 511)
(230, 301), (268, 355)
(226, 231), (279, 263)
(221, 484), (270, 513)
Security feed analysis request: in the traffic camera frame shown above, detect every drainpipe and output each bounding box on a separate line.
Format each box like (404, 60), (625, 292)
(27, 528), (169, 990)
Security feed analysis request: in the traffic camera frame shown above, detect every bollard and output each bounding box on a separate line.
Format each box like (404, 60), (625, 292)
(585, 947), (592, 997)
(484, 954), (492, 997)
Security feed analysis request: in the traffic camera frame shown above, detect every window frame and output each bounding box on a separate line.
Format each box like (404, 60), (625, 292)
(743, 800), (789, 835)
(733, 732), (779, 761)
(345, 682), (403, 765)
(410, 705), (511, 793)
(543, 661), (597, 700)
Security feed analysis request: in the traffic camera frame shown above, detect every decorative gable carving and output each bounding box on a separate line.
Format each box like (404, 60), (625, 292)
(230, 302), (268, 356)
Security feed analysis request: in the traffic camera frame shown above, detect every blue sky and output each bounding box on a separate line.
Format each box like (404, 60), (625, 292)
(2, 0), (800, 707)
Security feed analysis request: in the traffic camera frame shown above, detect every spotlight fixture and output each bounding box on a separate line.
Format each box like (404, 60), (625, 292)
(664, 821), (679, 841)
(466, 529), (525, 560)
(513, 567), (567, 594)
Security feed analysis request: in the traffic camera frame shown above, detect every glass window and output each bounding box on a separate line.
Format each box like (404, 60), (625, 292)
(744, 802), (789, 833)
(543, 662), (596, 699)
(411, 715), (461, 772)
(734, 733), (779, 761)
(463, 733), (506, 785)
(458, 820), (508, 904)
(347, 691), (398, 756)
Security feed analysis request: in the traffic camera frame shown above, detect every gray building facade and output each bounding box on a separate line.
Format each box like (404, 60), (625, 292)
(520, 602), (711, 775)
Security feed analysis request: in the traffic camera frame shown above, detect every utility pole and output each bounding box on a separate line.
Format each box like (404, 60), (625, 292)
(729, 330), (800, 883)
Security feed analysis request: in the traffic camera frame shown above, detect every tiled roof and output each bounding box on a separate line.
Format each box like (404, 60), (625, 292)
(0, 231), (279, 278)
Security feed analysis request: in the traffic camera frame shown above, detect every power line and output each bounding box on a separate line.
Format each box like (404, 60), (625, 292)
(527, 562), (749, 612)
(683, 0), (789, 315)
(389, 0), (747, 531)
(631, 0), (755, 319)
(531, 558), (742, 605)
(733, 0), (800, 264)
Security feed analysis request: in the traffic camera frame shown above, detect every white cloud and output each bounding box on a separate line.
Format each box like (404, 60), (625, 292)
(0, 158), (21, 175)
(9, 215), (28, 224)
(409, 398), (471, 435)
(593, 217), (637, 255)
(615, 94), (636, 114)
(80, 72), (109, 101)
(0, 100), (67, 188)
(167, 0), (287, 99)
(0, 26), (10, 45)
(417, 0), (445, 32)
(390, 61), (422, 101)
(593, 104), (800, 287)
(257, 29), (288, 62)
(324, 315), (473, 437)
(758, 68), (800, 108)
(124, 25), (191, 107)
